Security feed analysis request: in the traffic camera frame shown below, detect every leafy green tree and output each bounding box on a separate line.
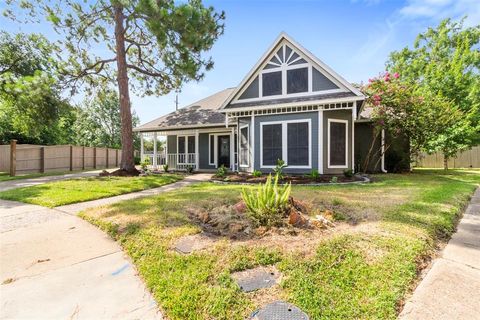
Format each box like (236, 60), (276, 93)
(0, 32), (75, 145)
(362, 72), (464, 171)
(5, 0), (225, 173)
(74, 89), (140, 149)
(386, 18), (480, 168)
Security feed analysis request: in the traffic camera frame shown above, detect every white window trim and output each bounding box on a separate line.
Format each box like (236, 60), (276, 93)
(259, 119), (312, 169)
(233, 43), (346, 103)
(208, 133), (233, 168)
(239, 124), (250, 168)
(327, 119), (349, 169)
(177, 135), (195, 164)
(208, 134), (216, 166)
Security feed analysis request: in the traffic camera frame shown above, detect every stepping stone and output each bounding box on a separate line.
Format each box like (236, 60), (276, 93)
(232, 266), (280, 292)
(250, 301), (309, 320)
(174, 234), (215, 254)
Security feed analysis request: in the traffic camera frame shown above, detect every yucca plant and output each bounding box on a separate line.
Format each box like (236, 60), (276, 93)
(241, 174), (291, 227)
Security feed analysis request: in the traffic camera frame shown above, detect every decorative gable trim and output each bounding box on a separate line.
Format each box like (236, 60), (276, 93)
(220, 32), (364, 110)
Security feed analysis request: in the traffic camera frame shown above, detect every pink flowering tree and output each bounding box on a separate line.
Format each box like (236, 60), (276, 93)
(361, 72), (460, 171)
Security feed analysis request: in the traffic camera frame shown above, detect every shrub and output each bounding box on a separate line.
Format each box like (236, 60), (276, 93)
(241, 175), (291, 227)
(343, 169), (353, 178)
(272, 159), (287, 180)
(163, 164), (169, 172)
(134, 156), (141, 165)
(185, 165), (194, 174)
(215, 164), (228, 178)
(307, 169), (320, 180)
(330, 176), (338, 183)
(140, 157), (150, 171)
(252, 170), (262, 177)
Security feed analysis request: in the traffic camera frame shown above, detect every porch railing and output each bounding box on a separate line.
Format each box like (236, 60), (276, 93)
(143, 152), (196, 171)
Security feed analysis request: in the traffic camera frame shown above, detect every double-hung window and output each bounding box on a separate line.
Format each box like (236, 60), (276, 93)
(328, 119), (348, 168)
(261, 120), (310, 168)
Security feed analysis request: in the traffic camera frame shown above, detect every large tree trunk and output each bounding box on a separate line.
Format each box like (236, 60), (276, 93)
(114, 5), (136, 173)
(444, 155), (449, 171)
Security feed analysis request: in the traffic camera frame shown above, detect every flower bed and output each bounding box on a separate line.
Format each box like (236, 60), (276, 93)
(211, 173), (366, 184)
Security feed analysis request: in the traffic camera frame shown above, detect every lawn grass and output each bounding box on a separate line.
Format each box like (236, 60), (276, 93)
(0, 174), (182, 207)
(80, 169), (479, 319)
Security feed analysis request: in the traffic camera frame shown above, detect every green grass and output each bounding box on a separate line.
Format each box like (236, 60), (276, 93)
(80, 169), (479, 319)
(0, 174), (182, 207)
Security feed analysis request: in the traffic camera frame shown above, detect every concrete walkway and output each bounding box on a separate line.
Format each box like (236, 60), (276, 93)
(400, 188), (480, 320)
(0, 169), (118, 192)
(0, 173), (211, 319)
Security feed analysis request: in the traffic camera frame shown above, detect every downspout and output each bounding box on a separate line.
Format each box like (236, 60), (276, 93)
(381, 129), (387, 173)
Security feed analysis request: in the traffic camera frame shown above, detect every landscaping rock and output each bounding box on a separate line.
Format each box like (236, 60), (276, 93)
(288, 208), (308, 227)
(289, 197), (308, 214)
(310, 215), (335, 229)
(233, 201), (247, 213)
(250, 301), (309, 320)
(232, 266), (281, 292)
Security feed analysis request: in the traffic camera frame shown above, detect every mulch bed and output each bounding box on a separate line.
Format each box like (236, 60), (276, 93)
(211, 173), (363, 184)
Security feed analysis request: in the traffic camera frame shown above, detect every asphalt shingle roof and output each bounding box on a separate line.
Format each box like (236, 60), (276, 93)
(134, 88), (234, 132)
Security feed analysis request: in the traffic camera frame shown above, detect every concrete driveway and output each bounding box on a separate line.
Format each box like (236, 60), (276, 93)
(0, 199), (160, 319)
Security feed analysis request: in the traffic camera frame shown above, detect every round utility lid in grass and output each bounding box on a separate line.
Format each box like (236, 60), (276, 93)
(231, 266), (280, 292)
(250, 301), (309, 320)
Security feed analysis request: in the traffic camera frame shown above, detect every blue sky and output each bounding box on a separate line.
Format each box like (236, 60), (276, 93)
(1, 0), (479, 124)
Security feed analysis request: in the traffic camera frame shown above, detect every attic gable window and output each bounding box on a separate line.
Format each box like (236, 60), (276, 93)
(237, 43), (341, 101)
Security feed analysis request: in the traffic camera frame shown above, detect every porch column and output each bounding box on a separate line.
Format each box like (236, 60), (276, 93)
(318, 110), (324, 174)
(140, 133), (144, 163)
(153, 132), (158, 169)
(352, 102), (356, 173)
(230, 127), (234, 171)
(195, 130), (199, 171)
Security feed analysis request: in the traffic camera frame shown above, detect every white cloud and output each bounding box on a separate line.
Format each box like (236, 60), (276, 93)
(400, 0), (480, 26)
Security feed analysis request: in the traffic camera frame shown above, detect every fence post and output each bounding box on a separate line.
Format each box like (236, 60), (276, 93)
(105, 147), (109, 169)
(93, 147), (97, 169)
(40, 147), (45, 173)
(9, 139), (17, 176)
(69, 145), (73, 171)
(82, 147), (85, 170)
(116, 149), (119, 167)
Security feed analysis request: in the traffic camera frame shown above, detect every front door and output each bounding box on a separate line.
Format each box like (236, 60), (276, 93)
(217, 135), (230, 168)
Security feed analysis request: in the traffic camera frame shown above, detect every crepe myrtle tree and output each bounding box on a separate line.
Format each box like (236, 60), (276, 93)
(361, 72), (464, 171)
(5, 0), (225, 174)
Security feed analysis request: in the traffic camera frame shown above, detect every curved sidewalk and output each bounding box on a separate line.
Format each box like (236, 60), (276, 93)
(0, 174), (211, 319)
(399, 188), (480, 320)
(0, 169), (117, 192)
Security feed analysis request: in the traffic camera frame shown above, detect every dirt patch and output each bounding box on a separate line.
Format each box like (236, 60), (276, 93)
(173, 233), (217, 254)
(100, 168), (140, 177)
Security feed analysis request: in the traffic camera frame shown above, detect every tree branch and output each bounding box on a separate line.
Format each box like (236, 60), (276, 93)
(126, 63), (165, 77)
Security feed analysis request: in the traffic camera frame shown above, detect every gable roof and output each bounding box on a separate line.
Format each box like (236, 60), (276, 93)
(134, 88), (234, 132)
(220, 32), (364, 110)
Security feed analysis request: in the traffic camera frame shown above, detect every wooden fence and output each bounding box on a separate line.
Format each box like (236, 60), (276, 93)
(0, 140), (122, 176)
(415, 146), (480, 168)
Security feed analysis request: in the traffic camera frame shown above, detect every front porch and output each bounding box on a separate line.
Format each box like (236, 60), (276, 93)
(139, 127), (238, 172)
